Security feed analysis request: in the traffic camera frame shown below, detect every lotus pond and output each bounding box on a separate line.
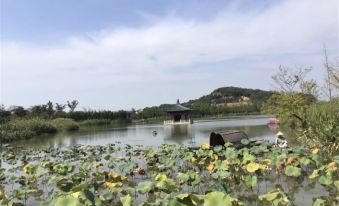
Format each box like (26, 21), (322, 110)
(0, 141), (338, 206)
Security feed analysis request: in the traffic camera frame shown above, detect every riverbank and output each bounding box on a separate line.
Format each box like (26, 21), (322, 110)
(0, 118), (133, 143)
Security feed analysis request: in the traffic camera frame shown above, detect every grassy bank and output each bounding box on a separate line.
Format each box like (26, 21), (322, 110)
(0, 118), (135, 143)
(0, 118), (79, 143)
(79, 119), (132, 127)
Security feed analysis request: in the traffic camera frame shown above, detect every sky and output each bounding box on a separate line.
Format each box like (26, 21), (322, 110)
(0, 0), (338, 110)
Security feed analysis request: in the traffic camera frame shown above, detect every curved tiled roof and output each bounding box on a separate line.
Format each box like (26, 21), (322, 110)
(165, 99), (192, 112)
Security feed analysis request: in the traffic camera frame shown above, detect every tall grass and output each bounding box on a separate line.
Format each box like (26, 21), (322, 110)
(0, 118), (57, 142)
(0, 118), (80, 143)
(79, 119), (112, 127)
(52, 118), (80, 131)
(302, 100), (339, 154)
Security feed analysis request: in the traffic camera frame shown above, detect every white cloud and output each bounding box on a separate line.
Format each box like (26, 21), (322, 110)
(1, 0), (337, 109)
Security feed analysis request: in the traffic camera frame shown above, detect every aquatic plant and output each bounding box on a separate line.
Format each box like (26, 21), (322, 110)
(0, 143), (338, 205)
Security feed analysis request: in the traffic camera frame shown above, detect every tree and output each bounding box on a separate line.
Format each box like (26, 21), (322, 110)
(46, 101), (54, 118)
(30, 104), (48, 118)
(0, 105), (11, 123)
(322, 47), (339, 100)
(55, 103), (66, 113)
(272, 66), (311, 93)
(10, 106), (27, 117)
(67, 100), (79, 112)
(262, 66), (316, 129)
(300, 79), (319, 98)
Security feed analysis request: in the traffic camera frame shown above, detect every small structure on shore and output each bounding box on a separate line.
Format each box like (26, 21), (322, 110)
(164, 99), (193, 125)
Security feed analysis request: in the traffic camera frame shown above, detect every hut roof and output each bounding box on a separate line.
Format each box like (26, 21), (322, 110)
(165, 99), (192, 113)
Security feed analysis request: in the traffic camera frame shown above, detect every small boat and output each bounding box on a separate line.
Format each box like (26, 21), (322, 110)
(152, 131), (157, 136)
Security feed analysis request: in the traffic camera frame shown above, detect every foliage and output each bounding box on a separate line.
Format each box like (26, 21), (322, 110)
(303, 100), (339, 153)
(261, 92), (315, 129)
(0, 118), (58, 142)
(68, 110), (131, 121)
(0, 105), (11, 123)
(0, 118), (81, 142)
(0, 143), (337, 205)
(67, 100), (79, 112)
(52, 118), (80, 131)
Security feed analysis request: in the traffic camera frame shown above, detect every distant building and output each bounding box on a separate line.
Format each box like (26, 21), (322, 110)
(164, 99), (192, 125)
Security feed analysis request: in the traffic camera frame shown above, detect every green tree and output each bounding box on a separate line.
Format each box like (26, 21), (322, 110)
(0, 105), (11, 123)
(67, 100), (79, 112)
(46, 101), (54, 118)
(10, 106), (27, 118)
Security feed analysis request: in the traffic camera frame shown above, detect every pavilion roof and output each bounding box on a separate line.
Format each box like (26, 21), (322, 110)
(165, 99), (192, 113)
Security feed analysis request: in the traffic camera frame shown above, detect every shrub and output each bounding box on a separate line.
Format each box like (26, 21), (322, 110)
(303, 100), (339, 154)
(0, 118), (58, 142)
(52, 118), (80, 131)
(79, 119), (111, 127)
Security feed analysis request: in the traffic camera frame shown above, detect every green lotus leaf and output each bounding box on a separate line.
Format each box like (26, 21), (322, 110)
(241, 139), (250, 145)
(300, 157), (311, 166)
(176, 193), (203, 206)
(318, 175), (332, 186)
(42, 195), (82, 206)
(334, 180), (339, 189)
(120, 194), (133, 206)
(245, 175), (257, 188)
(136, 181), (154, 193)
(177, 173), (190, 182)
(155, 173), (179, 193)
(312, 198), (325, 206)
(284, 165), (301, 177)
(258, 189), (287, 202)
(204, 192), (241, 206)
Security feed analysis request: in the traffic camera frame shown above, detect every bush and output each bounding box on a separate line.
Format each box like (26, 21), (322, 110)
(303, 100), (339, 153)
(0, 118), (58, 142)
(79, 119), (112, 127)
(52, 118), (80, 131)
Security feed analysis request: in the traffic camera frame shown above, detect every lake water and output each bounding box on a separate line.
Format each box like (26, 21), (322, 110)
(5, 116), (327, 205)
(13, 116), (282, 148)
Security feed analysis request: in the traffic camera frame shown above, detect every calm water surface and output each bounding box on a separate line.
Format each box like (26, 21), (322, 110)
(13, 116), (282, 148)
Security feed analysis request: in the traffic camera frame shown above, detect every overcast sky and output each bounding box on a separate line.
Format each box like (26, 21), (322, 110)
(0, 0), (338, 110)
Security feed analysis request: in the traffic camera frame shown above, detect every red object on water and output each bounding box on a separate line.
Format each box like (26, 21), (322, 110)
(268, 118), (279, 125)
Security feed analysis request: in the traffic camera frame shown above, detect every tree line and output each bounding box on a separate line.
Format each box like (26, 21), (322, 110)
(0, 100), (131, 123)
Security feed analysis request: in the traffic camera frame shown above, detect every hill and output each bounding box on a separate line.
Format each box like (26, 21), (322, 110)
(138, 87), (273, 118)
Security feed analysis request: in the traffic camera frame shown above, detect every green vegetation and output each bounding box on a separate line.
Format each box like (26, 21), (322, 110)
(52, 118), (80, 131)
(0, 118), (79, 143)
(79, 119), (132, 127)
(262, 64), (339, 154)
(0, 143), (338, 205)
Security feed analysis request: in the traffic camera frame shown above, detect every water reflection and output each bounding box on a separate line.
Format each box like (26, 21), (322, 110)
(11, 116), (287, 148)
(164, 125), (195, 145)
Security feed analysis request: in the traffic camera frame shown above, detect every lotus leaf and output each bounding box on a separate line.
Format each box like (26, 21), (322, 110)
(284, 165), (301, 177)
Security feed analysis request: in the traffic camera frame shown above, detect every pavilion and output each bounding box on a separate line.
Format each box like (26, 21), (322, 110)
(164, 100), (193, 125)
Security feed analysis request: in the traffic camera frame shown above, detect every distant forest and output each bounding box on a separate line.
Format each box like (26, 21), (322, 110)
(0, 87), (274, 123)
